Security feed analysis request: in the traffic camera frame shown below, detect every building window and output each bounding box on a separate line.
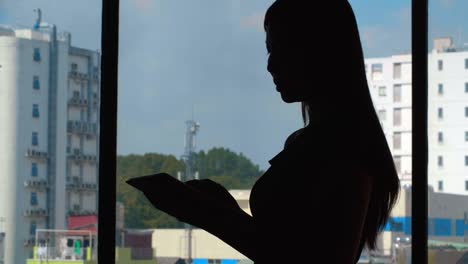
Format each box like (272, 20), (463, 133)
(33, 48), (41, 62)
(393, 108), (402, 126)
(438, 156), (444, 167)
(71, 63), (78, 71)
(393, 85), (402, 102)
(372, 64), (383, 80)
(378, 109), (387, 121)
(378, 86), (386, 96)
(393, 132), (401, 150)
(438, 131), (443, 143)
(465, 58), (468, 69)
(393, 63), (402, 79)
(465, 83), (468, 93)
(32, 132), (39, 146)
(32, 104), (40, 118)
(438, 60), (443, 71)
(30, 192), (38, 206)
(438, 83), (443, 95)
(466, 180), (468, 191)
(394, 156), (401, 174)
(438, 180), (443, 191)
(437, 107), (444, 120)
(465, 131), (468, 142)
(465, 107), (468, 118)
(465, 156), (468, 166)
(33, 76), (40, 90)
(30, 221), (37, 236)
(31, 163), (38, 177)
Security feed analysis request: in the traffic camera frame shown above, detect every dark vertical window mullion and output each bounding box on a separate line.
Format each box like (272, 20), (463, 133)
(412, 0), (428, 263)
(98, 0), (119, 262)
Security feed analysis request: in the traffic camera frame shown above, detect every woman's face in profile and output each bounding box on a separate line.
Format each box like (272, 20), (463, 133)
(266, 25), (308, 103)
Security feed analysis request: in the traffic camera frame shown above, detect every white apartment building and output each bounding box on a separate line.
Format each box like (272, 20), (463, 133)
(366, 37), (468, 195)
(0, 21), (100, 264)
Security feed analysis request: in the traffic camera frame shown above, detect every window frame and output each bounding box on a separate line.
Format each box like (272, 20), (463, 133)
(97, 0), (430, 263)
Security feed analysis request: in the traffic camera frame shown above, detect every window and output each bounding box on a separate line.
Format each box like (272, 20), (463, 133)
(33, 76), (40, 90)
(32, 132), (38, 146)
(372, 63), (383, 73)
(437, 107), (444, 119)
(30, 192), (38, 206)
(438, 156), (444, 167)
(71, 63), (78, 71)
(31, 163), (38, 177)
(438, 83), (443, 95)
(438, 59), (443, 71)
(393, 63), (402, 79)
(465, 82), (468, 93)
(378, 86), (386, 96)
(32, 104), (40, 118)
(438, 181), (443, 191)
(394, 156), (401, 174)
(378, 109), (387, 121)
(466, 181), (468, 191)
(372, 63), (383, 80)
(67, 135), (72, 153)
(393, 84), (402, 102)
(465, 156), (468, 166)
(393, 108), (402, 126)
(437, 131), (443, 143)
(208, 260), (221, 264)
(465, 131), (468, 142)
(393, 132), (401, 150)
(465, 58), (468, 69)
(29, 221), (36, 236)
(465, 107), (468, 117)
(33, 48), (41, 62)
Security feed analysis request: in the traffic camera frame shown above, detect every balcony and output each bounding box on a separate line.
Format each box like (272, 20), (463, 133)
(25, 149), (48, 160)
(67, 149), (97, 163)
(66, 179), (98, 191)
(24, 208), (47, 217)
(68, 70), (89, 81)
(68, 96), (88, 108)
(67, 121), (97, 136)
(24, 179), (49, 189)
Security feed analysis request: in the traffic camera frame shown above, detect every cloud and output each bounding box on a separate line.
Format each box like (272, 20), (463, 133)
(132, 0), (155, 13)
(440, 0), (454, 9)
(240, 13), (265, 32)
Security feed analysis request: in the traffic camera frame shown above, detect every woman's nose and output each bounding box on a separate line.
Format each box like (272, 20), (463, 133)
(267, 55), (275, 76)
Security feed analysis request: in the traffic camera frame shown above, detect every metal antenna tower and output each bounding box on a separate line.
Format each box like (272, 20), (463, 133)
(180, 119), (200, 264)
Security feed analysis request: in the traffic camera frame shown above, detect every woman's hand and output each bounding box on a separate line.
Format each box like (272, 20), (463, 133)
(185, 179), (241, 211)
(126, 173), (242, 228)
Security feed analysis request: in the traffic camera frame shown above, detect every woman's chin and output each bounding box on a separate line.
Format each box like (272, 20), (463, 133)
(280, 92), (300, 103)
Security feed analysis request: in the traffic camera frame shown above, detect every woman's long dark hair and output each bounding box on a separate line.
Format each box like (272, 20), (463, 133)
(265, 0), (400, 250)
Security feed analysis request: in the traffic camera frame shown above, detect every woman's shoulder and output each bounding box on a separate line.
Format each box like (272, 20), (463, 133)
(284, 127), (306, 148)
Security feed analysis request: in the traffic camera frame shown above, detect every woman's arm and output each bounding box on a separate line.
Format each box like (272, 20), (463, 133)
(128, 175), (259, 260)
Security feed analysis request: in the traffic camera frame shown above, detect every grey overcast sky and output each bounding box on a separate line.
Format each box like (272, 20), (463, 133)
(2, 0), (468, 170)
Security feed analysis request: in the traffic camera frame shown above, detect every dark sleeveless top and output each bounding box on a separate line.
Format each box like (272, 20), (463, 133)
(249, 125), (367, 263)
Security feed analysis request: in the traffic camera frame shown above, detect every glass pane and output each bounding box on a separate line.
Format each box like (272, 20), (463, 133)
(352, 0), (413, 262)
(428, 1), (468, 263)
(0, 1), (102, 263)
(117, 0), (410, 263)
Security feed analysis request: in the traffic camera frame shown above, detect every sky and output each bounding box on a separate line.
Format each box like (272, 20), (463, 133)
(2, 0), (468, 170)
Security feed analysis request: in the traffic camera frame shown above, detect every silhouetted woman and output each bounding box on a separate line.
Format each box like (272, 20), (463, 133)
(128, 1), (400, 263)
